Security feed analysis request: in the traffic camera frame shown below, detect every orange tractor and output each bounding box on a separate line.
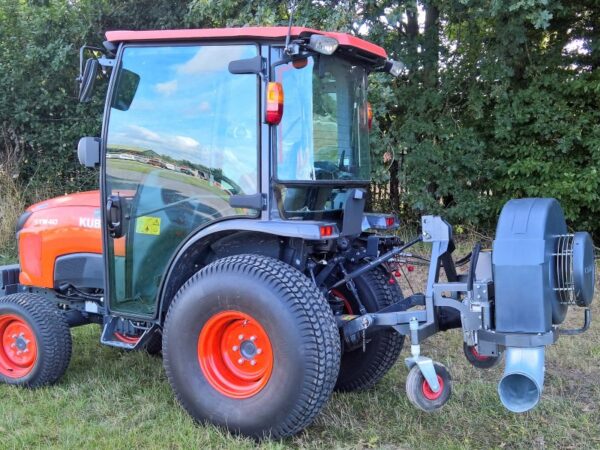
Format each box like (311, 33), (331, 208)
(0, 27), (595, 439)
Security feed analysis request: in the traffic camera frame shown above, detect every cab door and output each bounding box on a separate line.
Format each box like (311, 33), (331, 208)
(103, 43), (260, 317)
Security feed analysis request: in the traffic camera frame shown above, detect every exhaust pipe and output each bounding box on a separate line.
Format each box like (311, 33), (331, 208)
(498, 347), (545, 413)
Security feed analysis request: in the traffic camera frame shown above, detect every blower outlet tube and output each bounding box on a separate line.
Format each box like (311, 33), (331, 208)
(498, 347), (545, 413)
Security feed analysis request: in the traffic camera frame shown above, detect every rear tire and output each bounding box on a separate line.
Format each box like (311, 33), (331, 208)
(144, 331), (162, 356)
(0, 293), (72, 387)
(334, 266), (405, 392)
(163, 254), (341, 439)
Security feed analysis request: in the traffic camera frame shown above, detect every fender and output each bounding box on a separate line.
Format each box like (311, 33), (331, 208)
(155, 218), (339, 322)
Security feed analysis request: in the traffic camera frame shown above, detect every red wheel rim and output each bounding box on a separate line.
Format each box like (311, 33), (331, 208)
(331, 289), (354, 314)
(114, 332), (141, 345)
(198, 311), (274, 399)
(469, 346), (490, 362)
(422, 375), (444, 400)
(0, 314), (38, 378)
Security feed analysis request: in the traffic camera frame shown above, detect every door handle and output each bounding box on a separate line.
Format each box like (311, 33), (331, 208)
(106, 194), (124, 238)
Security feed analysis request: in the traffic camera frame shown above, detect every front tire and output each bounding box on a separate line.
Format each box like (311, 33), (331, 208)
(0, 293), (72, 387)
(162, 254), (341, 439)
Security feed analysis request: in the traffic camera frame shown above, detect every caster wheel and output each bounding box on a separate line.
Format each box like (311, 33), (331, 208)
(406, 362), (452, 411)
(463, 343), (502, 369)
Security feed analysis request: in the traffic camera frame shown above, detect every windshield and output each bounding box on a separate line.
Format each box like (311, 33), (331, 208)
(275, 55), (371, 182)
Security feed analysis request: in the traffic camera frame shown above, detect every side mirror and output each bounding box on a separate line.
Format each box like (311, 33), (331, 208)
(79, 58), (99, 103)
(78, 137), (100, 168)
(112, 69), (140, 111)
(228, 55), (264, 75)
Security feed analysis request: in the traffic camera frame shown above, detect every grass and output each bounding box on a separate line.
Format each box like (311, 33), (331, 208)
(1, 259), (599, 449)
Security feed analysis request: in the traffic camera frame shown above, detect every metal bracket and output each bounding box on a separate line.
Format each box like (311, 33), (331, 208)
(404, 317), (440, 392)
(100, 317), (159, 349)
(558, 308), (592, 335)
(98, 56), (115, 67)
(477, 328), (558, 347)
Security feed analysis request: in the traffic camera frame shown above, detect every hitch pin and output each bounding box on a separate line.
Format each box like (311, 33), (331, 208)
(409, 317), (420, 359)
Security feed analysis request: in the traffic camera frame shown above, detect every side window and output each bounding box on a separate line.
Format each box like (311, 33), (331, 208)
(107, 44), (259, 197)
(105, 44), (259, 316)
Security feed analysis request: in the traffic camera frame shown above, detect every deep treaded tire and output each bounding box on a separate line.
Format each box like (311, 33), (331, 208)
(144, 331), (162, 356)
(334, 266), (405, 392)
(163, 254), (341, 439)
(0, 293), (72, 387)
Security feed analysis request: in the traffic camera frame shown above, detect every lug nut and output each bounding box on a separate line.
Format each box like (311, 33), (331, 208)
(250, 336), (256, 342)
(10, 343), (16, 348)
(232, 345), (239, 351)
(16, 351), (22, 356)
(250, 360), (257, 366)
(237, 358), (244, 364)
(238, 334), (244, 340)
(256, 348), (262, 355)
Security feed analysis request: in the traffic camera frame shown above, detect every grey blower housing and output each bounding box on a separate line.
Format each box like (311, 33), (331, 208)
(492, 198), (596, 412)
(493, 198), (595, 333)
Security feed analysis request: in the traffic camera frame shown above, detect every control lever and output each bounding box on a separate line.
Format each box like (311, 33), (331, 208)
(466, 242), (481, 291)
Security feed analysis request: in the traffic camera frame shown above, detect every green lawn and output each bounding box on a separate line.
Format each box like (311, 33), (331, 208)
(1, 278), (599, 449)
(1, 240), (599, 449)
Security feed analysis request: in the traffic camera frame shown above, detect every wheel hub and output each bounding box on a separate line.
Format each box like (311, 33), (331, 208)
(15, 335), (29, 351)
(422, 375), (444, 400)
(240, 340), (257, 359)
(198, 310), (273, 398)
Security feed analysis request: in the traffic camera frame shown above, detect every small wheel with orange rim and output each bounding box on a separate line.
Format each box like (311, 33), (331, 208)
(463, 342), (502, 369)
(405, 362), (452, 411)
(0, 293), (72, 387)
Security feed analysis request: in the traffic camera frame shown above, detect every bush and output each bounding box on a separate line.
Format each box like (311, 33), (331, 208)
(0, 137), (24, 259)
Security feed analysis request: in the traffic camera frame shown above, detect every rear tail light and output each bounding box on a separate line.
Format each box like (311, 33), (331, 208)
(320, 225), (334, 238)
(364, 213), (399, 230)
(266, 82), (284, 125)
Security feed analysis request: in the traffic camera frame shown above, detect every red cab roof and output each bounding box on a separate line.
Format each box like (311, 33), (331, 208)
(105, 27), (387, 59)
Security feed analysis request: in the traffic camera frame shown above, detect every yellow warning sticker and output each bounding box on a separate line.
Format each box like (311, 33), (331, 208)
(136, 216), (161, 235)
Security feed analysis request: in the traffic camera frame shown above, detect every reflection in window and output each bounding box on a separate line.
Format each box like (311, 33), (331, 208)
(276, 55), (371, 182)
(105, 44), (259, 316)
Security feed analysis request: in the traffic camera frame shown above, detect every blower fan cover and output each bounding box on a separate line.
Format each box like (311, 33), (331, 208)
(557, 232), (596, 307)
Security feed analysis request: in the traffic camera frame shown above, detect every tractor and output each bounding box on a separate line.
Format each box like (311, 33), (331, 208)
(0, 27), (596, 439)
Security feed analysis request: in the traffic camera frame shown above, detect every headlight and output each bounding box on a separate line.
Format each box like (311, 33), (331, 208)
(307, 35), (339, 55)
(385, 59), (406, 77)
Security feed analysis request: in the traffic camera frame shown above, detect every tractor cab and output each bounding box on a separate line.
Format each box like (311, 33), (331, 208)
(76, 27), (402, 319)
